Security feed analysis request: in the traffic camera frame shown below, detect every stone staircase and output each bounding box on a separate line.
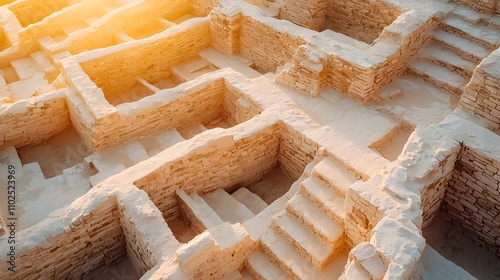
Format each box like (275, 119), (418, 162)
(176, 187), (269, 234)
(409, 6), (500, 95)
(244, 157), (359, 280)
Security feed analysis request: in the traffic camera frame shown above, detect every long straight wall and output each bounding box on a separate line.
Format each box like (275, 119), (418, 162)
(134, 123), (282, 222)
(326, 0), (403, 44)
(79, 20), (211, 101)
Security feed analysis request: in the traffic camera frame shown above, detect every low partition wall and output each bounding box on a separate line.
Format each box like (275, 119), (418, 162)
(209, 0), (448, 102)
(66, 0), (192, 55)
(64, 66), (263, 150)
(0, 89), (69, 149)
(133, 112), (320, 222)
(0, 185), (174, 279)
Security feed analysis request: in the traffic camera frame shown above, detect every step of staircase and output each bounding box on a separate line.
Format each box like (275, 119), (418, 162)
(441, 16), (500, 50)
(408, 59), (466, 95)
(10, 57), (40, 80)
(231, 187), (268, 215)
(260, 229), (315, 280)
(433, 29), (490, 64)
(311, 157), (359, 197)
(202, 189), (255, 224)
(451, 6), (482, 24)
(418, 45), (476, 78)
(221, 270), (242, 280)
(88, 163), (125, 186)
(199, 47), (261, 79)
(23, 161), (46, 182)
(176, 190), (224, 232)
(245, 251), (287, 280)
(271, 210), (336, 268)
(178, 122), (208, 140)
(286, 193), (344, 246)
(491, 15), (500, 29)
(298, 176), (345, 224)
(138, 128), (185, 157)
(171, 56), (214, 83)
(30, 51), (58, 81)
(122, 140), (150, 164)
(0, 74), (10, 98)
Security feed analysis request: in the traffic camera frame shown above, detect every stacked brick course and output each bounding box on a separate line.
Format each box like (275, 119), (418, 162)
(8, 0), (69, 28)
(451, 0), (497, 14)
(135, 122), (281, 222)
(238, 14), (307, 73)
(78, 20), (210, 102)
(176, 223), (255, 279)
(326, 0), (403, 44)
(443, 146), (500, 256)
(279, 0), (328, 31)
(0, 197), (126, 279)
(459, 48), (500, 131)
(0, 90), (69, 149)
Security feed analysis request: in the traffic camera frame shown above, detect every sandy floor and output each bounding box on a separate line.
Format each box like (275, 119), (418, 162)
(204, 116), (232, 129)
(423, 211), (500, 280)
(370, 126), (413, 162)
(245, 166), (295, 205)
(17, 126), (92, 178)
(92, 255), (141, 280)
(168, 216), (199, 244)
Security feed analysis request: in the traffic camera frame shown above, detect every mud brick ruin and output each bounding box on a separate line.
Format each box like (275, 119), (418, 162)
(0, 0), (500, 279)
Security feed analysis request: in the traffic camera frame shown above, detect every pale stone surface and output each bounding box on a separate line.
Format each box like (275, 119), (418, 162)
(0, 0), (499, 279)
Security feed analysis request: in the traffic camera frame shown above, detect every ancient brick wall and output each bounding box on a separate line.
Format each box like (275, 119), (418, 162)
(209, 7), (241, 55)
(0, 198), (127, 279)
(279, 0), (328, 31)
(277, 9), (442, 102)
(366, 14), (441, 99)
(325, 0), (403, 44)
(191, 0), (219, 17)
(101, 80), (225, 148)
(177, 223), (255, 279)
(8, 0), (69, 28)
(278, 122), (319, 180)
(443, 146), (500, 256)
(79, 19), (210, 101)
(345, 126), (460, 245)
(459, 48), (500, 131)
(17, 0), (109, 44)
(119, 208), (154, 275)
(451, 0), (497, 14)
(0, 90), (69, 149)
(223, 82), (263, 126)
(420, 152), (458, 227)
(67, 0), (191, 55)
(238, 15), (307, 74)
(134, 122), (282, 222)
